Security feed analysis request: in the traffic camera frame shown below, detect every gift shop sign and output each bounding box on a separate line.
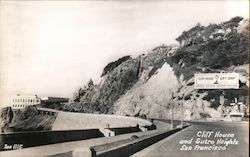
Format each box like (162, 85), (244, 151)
(194, 73), (239, 89)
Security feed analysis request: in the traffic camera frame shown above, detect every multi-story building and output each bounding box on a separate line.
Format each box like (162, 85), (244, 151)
(11, 94), (41, 109)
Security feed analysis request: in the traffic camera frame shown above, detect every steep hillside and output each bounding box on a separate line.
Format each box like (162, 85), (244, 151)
(64, 45), (175, 113)
(66, 17), (249, 120)
(64, 58), (142, 113)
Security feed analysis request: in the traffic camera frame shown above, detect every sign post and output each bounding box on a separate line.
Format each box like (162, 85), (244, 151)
(171, 92), (174, 129)
(181, 94), (184, 128)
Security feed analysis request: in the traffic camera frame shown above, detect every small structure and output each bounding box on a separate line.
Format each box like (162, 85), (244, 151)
(229, 112), (244, 121)
(228, 98), (246, 121)
(11, 94), (41, 109)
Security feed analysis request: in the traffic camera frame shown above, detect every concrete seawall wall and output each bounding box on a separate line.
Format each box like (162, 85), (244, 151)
(0, 129), (104, 151)
(52, 111), (152, 131)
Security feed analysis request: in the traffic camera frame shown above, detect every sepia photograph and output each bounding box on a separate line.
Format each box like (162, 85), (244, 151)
(0, 0), (249, 157)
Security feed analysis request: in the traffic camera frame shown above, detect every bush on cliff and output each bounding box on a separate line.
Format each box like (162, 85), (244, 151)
(101, 55), (131, 77)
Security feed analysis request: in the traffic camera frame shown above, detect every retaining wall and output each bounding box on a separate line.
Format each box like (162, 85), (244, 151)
(52, 112), (152, 130)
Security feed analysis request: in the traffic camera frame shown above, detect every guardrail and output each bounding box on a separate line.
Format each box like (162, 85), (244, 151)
(71, 125), (190, 157)
(90, 128), (182, 157)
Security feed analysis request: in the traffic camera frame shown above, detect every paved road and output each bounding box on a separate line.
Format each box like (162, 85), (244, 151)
(132, 121), (249, 157)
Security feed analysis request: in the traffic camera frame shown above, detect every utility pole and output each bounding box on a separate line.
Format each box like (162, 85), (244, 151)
(181, 94), (184, 128)
(171, 92), (174, 129)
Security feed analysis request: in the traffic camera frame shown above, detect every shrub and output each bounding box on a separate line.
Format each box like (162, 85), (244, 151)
(210, 99), (220, 109)
(202, 90), (222, 101)
(184, 94), (192, 100)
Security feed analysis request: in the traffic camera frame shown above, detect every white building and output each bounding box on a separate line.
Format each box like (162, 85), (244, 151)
(11, 94), (41, 109)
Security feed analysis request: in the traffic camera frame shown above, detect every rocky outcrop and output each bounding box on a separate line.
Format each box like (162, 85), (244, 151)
(0, 107), (13, 132)
(1, 106), (56, 132)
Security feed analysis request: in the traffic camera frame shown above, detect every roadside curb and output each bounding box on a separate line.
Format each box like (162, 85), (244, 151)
(131, 124), (191, 157)
(47, 125), (190, 157)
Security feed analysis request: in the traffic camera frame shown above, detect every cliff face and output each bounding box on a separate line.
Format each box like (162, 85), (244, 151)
(113, 63), (179, 118)
(66, 17), (249, 120)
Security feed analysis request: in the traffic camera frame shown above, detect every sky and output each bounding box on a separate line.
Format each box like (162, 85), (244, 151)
(0, 0), (249, 107)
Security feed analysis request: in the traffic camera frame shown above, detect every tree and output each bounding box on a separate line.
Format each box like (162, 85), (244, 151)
(176, 23), (205, 46)
(222, 16), (244, 30)
(87, 79), (94, 88)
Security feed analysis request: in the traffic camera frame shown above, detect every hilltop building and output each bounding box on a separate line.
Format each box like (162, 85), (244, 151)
(11, 94), (41, 109)
(11, 94), (69, 109)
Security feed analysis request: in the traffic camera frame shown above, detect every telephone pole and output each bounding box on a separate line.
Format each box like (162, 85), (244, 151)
(171, 92), (174, 129)
(181, 94), (184, 128)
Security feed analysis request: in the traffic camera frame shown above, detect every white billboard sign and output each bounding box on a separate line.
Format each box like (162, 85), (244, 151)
(194, 73), (239, 89)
